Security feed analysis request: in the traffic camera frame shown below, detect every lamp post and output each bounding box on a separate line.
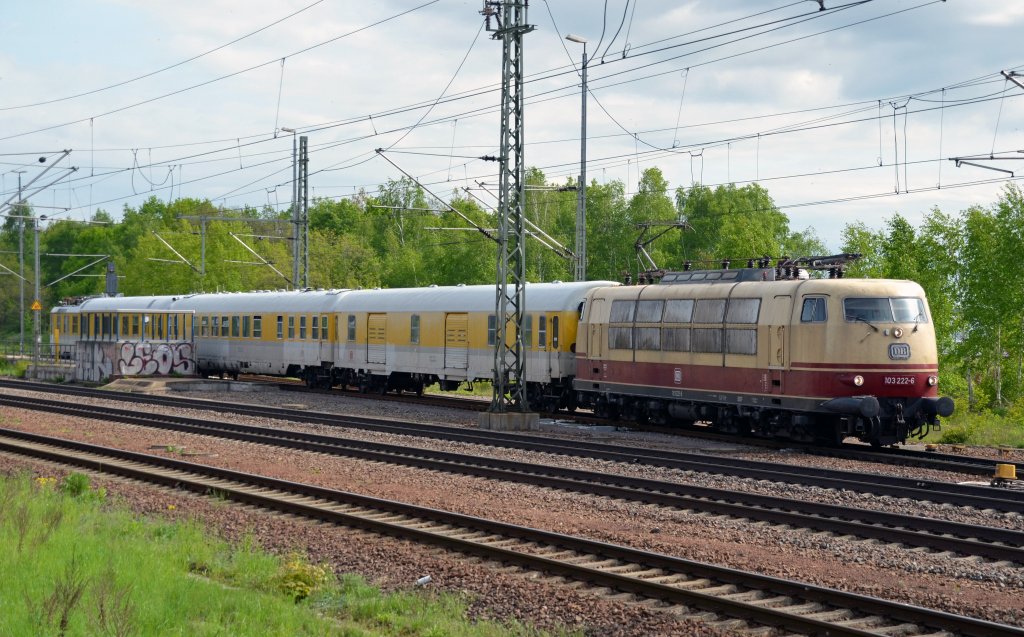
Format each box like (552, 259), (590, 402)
(33, 214), (45, 377)
(566, 34), (588, 282)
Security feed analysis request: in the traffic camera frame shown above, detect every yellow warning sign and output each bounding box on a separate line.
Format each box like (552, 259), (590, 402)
(30, 300), (42, 311)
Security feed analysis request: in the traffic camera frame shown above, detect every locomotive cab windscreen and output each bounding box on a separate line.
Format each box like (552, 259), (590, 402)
(843, 297), (927, 323)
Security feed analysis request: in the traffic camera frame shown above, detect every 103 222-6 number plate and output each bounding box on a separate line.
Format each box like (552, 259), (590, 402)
(883, 376), (916, 385)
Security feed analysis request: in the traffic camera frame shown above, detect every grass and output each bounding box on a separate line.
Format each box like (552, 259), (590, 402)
(0, 471), (573, 637)
(921, 408), (1024, 448)
(0, 359), (29, 378)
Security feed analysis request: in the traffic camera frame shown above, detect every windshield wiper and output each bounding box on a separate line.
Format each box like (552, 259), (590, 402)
(852, 316), (879, 332)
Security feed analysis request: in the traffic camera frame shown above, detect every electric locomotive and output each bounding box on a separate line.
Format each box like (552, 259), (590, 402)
(573, 265), (954, 446)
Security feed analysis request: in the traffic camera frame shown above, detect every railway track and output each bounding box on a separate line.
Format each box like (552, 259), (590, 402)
(274, 381), (1020, 479)
(1, 427), (1020, 637)
(1, 379), (1021, 512)
(2, 392), (1023, 565)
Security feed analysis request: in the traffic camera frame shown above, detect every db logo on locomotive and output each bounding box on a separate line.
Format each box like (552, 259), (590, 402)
(888, 343), (911, 360)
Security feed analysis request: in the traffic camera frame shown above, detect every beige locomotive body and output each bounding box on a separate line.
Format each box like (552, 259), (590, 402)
(575, 269), (953, 445)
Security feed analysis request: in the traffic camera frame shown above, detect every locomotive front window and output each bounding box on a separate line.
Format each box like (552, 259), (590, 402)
(891, 297), (928, 323)
(844, 297), (927, 323)
(844, 298), (892, 322)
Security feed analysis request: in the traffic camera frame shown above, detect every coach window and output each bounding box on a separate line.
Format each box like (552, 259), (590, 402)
(200, 316), (208, 337)
(538, 315), (547, 349)
(121, 315), (129, 337)
(487, 315), (496, 346)
(288, 316), (296, 339)
(551, 316), (559, 349)
(663, 327), (690, 352)
(230, 316), (239, 338)
(242, 315), (251, 338)
(801, 297), (827, 323)
(101, 314), (111, 340)
(347, 315), (356, 341)
(299, 315), (307, 340)
(311, 315), (318, 340)
(221, 316), (229, 337)
(92, 314), (99, 339)
(320, 315), (328, 340)
(523, 315), (532, 348)
(410, 315), (420, 344)
(276, 315), (283, 339)
(133, 315), (141, 337)
(253, 316), (263, 338)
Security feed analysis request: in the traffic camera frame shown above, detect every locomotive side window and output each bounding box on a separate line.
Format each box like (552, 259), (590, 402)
(635, 327), (661, 350)
(663, 299), (694, 323)
(844, 298), (893, 322)
(693, 299), (726, 323)
(692, 328), (723, 353)
(610, 299), (635, 322)
(801, 297), (827, 322)
(663, 328), (691, 352)
(609, 327), (633, 349)
(726, 329), (757, 354)
(636, 300), (664, 322)
(725, 298), (760, 324)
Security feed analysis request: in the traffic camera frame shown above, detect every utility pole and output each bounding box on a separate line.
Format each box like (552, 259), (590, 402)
(14, 170), (26, 355)
(32, 215), (42, 377)
(480, 0), (534, 423)
(298, 135), (309, 288)
(566, 34), (588, 282)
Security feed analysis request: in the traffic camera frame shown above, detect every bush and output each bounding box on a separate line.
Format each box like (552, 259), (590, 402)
(938, 427), (970, 444)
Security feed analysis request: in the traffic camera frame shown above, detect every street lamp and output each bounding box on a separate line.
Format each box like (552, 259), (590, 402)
(566, 34), (588, 282)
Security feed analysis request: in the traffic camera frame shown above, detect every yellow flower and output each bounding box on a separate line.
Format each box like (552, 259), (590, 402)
(167, 504), (177, 511)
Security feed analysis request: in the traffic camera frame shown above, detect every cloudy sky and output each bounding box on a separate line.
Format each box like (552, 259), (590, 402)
(1, 0), (1022, 252)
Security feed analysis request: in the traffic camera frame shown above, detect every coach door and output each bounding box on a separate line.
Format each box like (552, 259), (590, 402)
(765, 295), (791, 392)
(367, 314), (387, 364)
(444, 313), (469, 369)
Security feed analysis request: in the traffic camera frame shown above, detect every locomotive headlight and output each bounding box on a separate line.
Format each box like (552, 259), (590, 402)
(893, 327), (904, 338)
(853, 374), (865, 387)
(927, 375), (937, 386)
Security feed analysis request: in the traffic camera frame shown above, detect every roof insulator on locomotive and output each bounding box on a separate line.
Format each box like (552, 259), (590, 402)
(623, 271), (633, 285)
(837, 268), (845, 278)
(683, 261), (692, 271)
(721, 259), (730, 269)
(638, 272), (648, 285)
